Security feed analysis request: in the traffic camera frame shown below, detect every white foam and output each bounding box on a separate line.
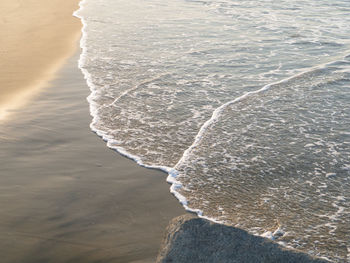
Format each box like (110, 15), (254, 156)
(173, 60), (336, 172)
(74, 3), (350, 260)
(84, 58), (342, 229)
(73, 0), (209, 219)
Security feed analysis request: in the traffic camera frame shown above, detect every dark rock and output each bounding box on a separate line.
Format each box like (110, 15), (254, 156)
(157, 214), (330, 263)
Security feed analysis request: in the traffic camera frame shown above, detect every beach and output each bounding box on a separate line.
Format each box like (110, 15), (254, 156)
(2, 0), (350, 262)
(0, 1), (184, 262)
(0, 0), (81, 121)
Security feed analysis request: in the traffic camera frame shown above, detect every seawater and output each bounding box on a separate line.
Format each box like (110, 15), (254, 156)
(74, 0), (350, 261)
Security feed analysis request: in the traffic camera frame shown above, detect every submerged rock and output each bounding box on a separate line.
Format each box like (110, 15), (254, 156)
(157, 214), (330, 263)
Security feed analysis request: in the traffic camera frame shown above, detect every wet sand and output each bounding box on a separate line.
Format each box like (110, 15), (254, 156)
(0, 0), (81, 121)
(0, 49), (185, 262)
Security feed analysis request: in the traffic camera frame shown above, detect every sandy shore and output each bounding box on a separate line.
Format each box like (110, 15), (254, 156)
(0, 0), (81, 122)
(0, 48), (184, 262)
(0, 1), (184, 262)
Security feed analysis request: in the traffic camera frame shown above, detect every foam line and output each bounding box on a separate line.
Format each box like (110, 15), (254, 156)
(173, 58), (347, 169)
(74, 0), (349, 233)
(168, 56), (348, 224)
(73, 0), (206, 218)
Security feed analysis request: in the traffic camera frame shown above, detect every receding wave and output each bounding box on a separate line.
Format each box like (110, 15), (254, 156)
(74, 0), (350, 261)
(174, 59), (350, 261)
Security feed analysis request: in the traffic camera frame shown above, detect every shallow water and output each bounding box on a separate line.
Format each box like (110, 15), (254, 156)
(75, 0), (350, 261)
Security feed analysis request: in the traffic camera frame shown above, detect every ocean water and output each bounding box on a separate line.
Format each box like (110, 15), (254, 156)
(74, 0), (350, 261)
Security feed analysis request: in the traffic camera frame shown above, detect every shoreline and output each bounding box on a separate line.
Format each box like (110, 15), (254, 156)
(0, 47), (185, 262)
(0, 0), (81, 122)
(0, 1), (334, 262)
(0, 1), (185, 261)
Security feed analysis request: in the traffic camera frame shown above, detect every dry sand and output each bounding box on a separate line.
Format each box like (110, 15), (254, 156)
(0, 49), (184, 263)
(0, 0), (81, 122)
